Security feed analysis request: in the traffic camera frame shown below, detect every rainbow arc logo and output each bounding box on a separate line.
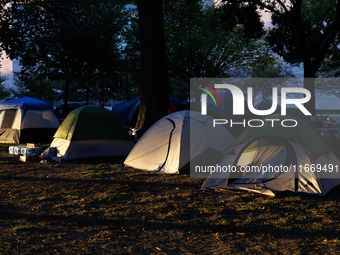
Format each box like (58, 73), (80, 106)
(200, 84), (222, 107)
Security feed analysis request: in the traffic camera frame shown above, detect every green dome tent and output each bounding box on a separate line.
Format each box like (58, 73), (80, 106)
(202, 114), (340, 196)
(50, 105), (134, 160)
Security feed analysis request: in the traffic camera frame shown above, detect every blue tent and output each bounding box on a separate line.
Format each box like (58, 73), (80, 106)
(112, 96), (188, 127)
(112, 97), (140, 127)
(0, 97), (60, 143)
(0, 97), (55, 111)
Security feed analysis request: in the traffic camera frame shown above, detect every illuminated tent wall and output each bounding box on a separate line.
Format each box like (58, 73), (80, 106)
(202, 114), (340, 196)
(124, 110), (234, 174)
(0, 97), (60, 143)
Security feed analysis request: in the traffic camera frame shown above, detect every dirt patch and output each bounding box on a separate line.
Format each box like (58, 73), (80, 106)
(0, 143), (340, 254)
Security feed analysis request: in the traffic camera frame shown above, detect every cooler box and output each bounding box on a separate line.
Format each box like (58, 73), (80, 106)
(21, 147), (41, 156)
(9, 146), (26, 155)
(9, 146), (16, 154)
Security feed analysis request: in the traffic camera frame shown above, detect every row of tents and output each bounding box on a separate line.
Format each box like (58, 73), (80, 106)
(0, 96), (339, 197)
(0, 97), (135, 159)
(124, 111), (340, 197)
(0, 94), (303, 144)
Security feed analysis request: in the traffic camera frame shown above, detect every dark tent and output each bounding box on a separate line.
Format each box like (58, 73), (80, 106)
(112, 96), (188, 127)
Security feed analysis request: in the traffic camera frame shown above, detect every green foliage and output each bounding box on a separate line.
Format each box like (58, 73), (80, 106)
(163, 0), (265, 99)
(224, 0), (340, 114)
(0, 77), (12, 101)
(264, 0), (340, 76)
(301, 0), (336, 25)
(315, 78), (340, 99)
(0, 0), (304, 104)
(120, 5), (143, 101)
(244, 39), (295, 78)
(13, 72), (60, 102)
(116, 1), (295, 101)
(0, 0), (129, 102)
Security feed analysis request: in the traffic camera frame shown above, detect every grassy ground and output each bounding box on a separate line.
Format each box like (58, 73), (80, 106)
(0, 143), (340, 254)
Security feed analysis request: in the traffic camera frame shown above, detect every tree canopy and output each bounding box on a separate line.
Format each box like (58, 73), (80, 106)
(223, 0), (340, 114)
(0, 0), (129, 112)
(163, 0), (265, 99)
(1, 0), (338, 120)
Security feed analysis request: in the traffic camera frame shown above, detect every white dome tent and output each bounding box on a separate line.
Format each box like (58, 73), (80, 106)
(124, 110), (234, 174)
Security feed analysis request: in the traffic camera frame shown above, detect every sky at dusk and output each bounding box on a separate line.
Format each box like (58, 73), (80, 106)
(1, 52), (13, 75)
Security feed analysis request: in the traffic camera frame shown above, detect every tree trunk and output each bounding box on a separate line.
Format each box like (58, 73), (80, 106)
(136, 0), (169, 130)
(303, 58), (317, 116)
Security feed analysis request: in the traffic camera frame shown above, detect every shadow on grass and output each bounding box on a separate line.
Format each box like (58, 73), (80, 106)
(1, 201), (338, 241)
(0, 174), (201, 190)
